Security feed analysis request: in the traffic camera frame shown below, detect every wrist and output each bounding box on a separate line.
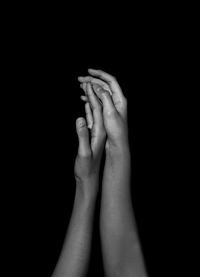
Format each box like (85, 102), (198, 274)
(75, 177), (99, 203)
(74, 187), (96, 219)
(105, 139), (130, 158)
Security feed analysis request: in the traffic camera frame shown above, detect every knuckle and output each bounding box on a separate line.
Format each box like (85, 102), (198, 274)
(106, 71), (116, 79)
(110, 75), (117, 83)
(105, 109), (117, 118)
(93, 104), (101, 111)
(112, 75), (117, 81)
(78, 150), (92, 159)
(87, 76), (93, 82)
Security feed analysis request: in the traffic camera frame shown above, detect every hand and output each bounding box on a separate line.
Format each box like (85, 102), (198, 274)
(78, 69), (129, 151)
(74, 82), (106, 198)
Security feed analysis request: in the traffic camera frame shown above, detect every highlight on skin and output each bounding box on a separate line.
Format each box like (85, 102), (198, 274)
(52, 69), (148, 277)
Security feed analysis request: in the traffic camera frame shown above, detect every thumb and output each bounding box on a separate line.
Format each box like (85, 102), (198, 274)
(76, 117), (91, 157)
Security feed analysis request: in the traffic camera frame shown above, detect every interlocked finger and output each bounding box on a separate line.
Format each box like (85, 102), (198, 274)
(88, 69), (123, 100)
(92, 85), (117, 117)
(87, 69), (127, 116)
(85, 82), (103, 127)
(78, 76), (112, 96)
(85, 102), (93, 129)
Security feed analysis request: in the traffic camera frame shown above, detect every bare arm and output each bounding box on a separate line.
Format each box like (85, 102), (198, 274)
(79, 69), (148, 277)
(52, 82), (106, 277)
(101, 145), (147, 277)
(52, 184), (97, 277)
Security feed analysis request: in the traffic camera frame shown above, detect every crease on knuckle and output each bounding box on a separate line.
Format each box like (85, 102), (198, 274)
(92, 104), (101, 111)
(105, 109), (117, 118)
(78, 151), (92, 158)
(86, 76), (92, 82)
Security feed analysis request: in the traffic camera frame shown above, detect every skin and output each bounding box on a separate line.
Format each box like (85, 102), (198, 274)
(52, 82), (106, 277)
(79, 69), (148, 277)
(78, 72), (128, 151)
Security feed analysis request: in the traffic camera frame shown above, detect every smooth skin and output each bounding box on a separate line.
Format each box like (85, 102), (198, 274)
(52, 82), (106, 277)
(79, 69), (148, 277)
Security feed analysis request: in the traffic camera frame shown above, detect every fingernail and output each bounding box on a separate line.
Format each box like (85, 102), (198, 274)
(93, 84), (102, 92)
(77, 118), (86, 127)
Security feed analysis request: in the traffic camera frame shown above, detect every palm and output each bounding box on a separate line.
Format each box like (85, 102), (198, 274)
(78, 69), (128, 147)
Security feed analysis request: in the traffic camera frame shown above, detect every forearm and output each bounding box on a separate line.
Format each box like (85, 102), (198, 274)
(101, 145), (134, 232)
(52, 183), (96, 277)
(100, 144), (147, 276)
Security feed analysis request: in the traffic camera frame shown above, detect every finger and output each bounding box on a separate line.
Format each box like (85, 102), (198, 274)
(76, 117), (91, 157)
(80, 95), (88, 102)
(91, 83), (106, 103)
(86, 82), (103, 126)
(86, 83), (106, 155)
(78, 76), (112, 95)
(80, 82), (89, 101)
(85, 102), (93, 129)
(93, 85), (116, 117)
(80, 82), (87, 94)
(80, 82), (103, 106)
(88, 68), (126, 105)
(86, 82), (102, 108)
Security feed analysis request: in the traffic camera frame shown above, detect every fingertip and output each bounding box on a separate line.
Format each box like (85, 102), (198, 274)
(76, 117), (85, 124)
(88, 68), (96, 73)
(92, 83), (102, 93)
(76, 118), (91, 156)
(78, 76), (84, 82)
(80, 83), (85, 89)
(76, 117), (86, 130)
(80, 95), (88, 101)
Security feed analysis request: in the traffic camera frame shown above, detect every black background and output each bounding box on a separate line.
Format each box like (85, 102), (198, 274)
(2, 8), (183, 276)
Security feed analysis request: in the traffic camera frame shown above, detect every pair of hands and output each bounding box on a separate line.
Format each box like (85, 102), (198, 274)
(74, 69), (128, 198)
